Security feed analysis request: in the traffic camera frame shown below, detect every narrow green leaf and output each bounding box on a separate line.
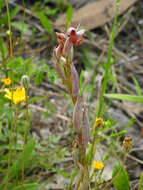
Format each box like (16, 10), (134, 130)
(79, 70), (84, 95)
(97, 2), (119, 116)
(0, 121), (2, 136)
(0, 144), (22, 151)
(28, 96), (47, 104)
(10, 6), (20, 19)
(0, 139), (36, 189)
(65, 5), (73, 30)
(34, 70), (44, 85)
(0, 0), (4, 10)
(132, 77), (142, 96)
(0, 37), (5, 60)
(138, 173), (143, 190)
(38, 12), (53, 36)
(110, 130), (127, 137)
(117, 0), (122, 5)
(24, 56), (34, 77)
(40, 162), (70, 178)
(11, 22), (29, 32)
(112, 162), (130, 190)
(11, 138), (36, 178)
(104, 94), (143, 104)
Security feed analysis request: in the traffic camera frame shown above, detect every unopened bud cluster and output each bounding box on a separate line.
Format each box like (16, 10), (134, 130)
(123, 136), (133, 152)
(96, 117), (104, 128)
(21, 75), (29, 89)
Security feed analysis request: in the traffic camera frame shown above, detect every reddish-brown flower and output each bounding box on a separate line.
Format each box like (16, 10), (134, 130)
(56, 32), (67, 46)
(67, 24), (85, 46)
(55, 32), (67, 58)
(55, 24), (85, 58)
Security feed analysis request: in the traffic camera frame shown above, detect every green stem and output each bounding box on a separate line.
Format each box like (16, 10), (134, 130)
(3, 103), (14, 190)
(4, 1), (14, 189)
(0, 37), (5, 61)
(89, 127), (98, 167)
(89, 170), (96, 182)
(0, 30), (7, 72)
(21, 89), (29, 189)
(14, 105), (20, 185)
(74, 172), (83, 190)
(5, 0), (13, 56)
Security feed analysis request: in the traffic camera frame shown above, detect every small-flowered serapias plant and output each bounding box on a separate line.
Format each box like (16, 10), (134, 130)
(53, 24), (105, 189)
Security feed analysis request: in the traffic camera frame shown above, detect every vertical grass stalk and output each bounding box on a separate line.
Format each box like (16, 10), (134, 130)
(89, 127), (98, 166)
(97, 2), (119, 116)
(19, 0), (26, 53)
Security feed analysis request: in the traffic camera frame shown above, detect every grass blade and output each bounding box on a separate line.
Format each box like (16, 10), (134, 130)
(97, 2), (119, 116)
(104, 94), (143, 104)
(132, 77), (142, 96)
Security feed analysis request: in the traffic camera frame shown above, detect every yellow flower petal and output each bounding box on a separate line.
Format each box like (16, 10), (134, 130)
(3, 78), (11, 86)
(96, 117), (104, 127)
(4, 87), (26, 104)
(93, 161), (104, 170)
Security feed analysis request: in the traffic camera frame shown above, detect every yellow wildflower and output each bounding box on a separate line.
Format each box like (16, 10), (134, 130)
(5, 87), (26, 104)
(93, 161), (104, 170)
(2, 78), (11, 86)
(96, 117), (104, 127)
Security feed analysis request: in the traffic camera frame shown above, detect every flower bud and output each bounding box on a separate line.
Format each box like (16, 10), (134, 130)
(21, 75), (29, 89)
(56, 32), (67, 44)
(82, 106), (90, 146)
(6, 30), (11, 36)
(73, 96), (82, 132)
(53, 48), (66, 81)
(71, 62), (80, 98)
(123, 136), (133, 152)
(95, 117), (104, 128)
(72, 139), (79, 166)
(62, 37), (72, 58)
